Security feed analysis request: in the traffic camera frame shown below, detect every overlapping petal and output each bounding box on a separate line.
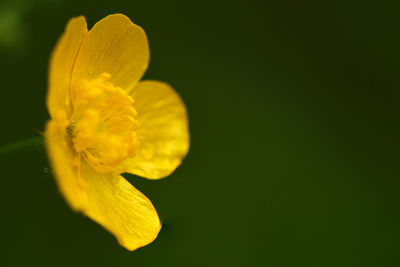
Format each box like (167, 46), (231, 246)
(126, 81), (190, 179)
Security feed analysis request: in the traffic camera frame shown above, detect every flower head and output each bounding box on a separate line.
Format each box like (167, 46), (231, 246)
(45, 14), (189, 251)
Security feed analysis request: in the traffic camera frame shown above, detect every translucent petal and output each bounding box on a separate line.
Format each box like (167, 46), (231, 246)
(47, 16), (88, 116)
(71, 14), (149, 92)
(80, 163), (161, 251)
(125, 80), (190, 179)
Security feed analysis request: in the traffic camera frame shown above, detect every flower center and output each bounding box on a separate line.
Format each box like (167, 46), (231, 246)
(67, 73), (139, 173)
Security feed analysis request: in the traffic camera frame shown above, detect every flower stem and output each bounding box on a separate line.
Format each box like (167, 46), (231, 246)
(0, 136), (44, 157)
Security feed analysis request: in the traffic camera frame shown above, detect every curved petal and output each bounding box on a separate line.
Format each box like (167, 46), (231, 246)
(45, 120), (90, 211)
(46, 121), (161, 251)
(125, 80), (190, 179)
(71, 14), (149, 92)
(47, 16), (88, 117)
(80, 162), (161, 251)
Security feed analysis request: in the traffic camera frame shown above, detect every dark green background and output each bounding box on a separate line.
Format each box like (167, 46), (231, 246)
(1, 0), (399, 266)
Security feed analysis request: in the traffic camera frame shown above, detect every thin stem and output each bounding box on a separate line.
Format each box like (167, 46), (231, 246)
(0, 136), (44, 157)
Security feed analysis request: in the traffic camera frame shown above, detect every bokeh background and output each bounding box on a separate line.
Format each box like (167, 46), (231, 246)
(1, 0), (399, 266)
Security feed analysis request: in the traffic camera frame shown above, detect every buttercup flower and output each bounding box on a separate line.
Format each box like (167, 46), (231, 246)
(45, 14), (189, 251)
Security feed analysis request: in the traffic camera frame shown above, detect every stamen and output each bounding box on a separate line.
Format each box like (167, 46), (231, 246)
(67, 73), (139, 173)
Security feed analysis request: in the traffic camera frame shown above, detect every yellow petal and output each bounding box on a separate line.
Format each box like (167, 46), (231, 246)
(46, 120), (160, 251)
(47, 16), (88, 117)
(80, 162), (161, 251)
(44, 120), (90, 211)
(71, 14), (149, 92)
(126, 80), (190, 179)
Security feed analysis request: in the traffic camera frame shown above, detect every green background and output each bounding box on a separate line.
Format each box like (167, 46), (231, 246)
(1, 0), (399, 266)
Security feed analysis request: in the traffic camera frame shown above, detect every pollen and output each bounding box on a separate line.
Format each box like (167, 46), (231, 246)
(63, 73), (139, 173)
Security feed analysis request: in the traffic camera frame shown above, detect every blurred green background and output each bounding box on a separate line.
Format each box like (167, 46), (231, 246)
(1, 0), (399, 266)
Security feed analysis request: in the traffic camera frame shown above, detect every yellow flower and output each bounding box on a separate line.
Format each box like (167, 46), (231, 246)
(44, 14), (189, 251)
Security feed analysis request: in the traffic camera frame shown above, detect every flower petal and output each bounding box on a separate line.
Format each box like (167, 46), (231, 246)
(80, 162), (161, 251)
(126, 81), (190, 179)
(45, 120), (90, 211)
(71, 14), (149, 92)
(46, 121), (161, 250)
(47, 16), (88, 116)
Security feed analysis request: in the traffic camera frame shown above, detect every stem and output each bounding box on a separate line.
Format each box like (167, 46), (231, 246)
(0, 136), (44, 157)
